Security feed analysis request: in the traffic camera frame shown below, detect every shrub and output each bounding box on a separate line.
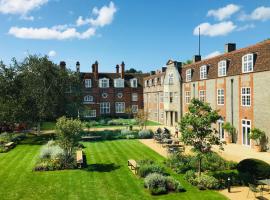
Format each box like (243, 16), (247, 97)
(202, 152), (237, 171)
(126, 134), (135, 139)
(121, 129), (133, 136)
(39, 141), (64, 160)
(144, 173), (167, 195)
(34, 160), (62, 171)
(138, 129), (153, 139)
(184, 170), (196, 184)
(209, 170), (242, 189)
(138, 163), (166, 178)
(99, 119), (107, 125)
(166, 154), (194, 173)
(107, 120), (122, 126)
(237, 159), (270, 181)
(195, 174), (220, 190)
(166, 176), (186, 192)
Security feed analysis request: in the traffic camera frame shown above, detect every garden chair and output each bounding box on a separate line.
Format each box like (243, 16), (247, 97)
(247, 183), (263, 198)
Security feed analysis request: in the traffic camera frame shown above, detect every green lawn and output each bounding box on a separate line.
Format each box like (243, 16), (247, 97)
(0, 139), (227, 200)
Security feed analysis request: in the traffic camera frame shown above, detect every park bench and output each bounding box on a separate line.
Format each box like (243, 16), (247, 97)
(81, 135), (102, 141)
(128, 159), (140, 174)
(76, 150), (84, 168)
(4, 142), (15, 150)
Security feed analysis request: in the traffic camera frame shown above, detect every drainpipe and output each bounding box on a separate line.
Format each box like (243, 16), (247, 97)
(193, 83), (195, 98)
(231, 79), (234, 143)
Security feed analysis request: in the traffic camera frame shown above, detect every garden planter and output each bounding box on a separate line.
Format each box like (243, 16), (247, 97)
(254, 145), (262, 152)
(225, 135), (232, 144)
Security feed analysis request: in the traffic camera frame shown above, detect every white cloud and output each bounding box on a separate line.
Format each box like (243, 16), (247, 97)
(236, 24), (255, 31)
(48, 50), (56, 57)
(204, 51), (221, 59)
(207, 4), (240, 21)
(8, 26), (96, 40)
(193, 21), (237, 37)
(239, 6), (270, 21)
(76, 1), (117, 27)
(0, 0), (48, 20)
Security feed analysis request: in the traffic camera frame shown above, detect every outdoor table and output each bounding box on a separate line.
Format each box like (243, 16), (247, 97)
(258, 179), (270, 195)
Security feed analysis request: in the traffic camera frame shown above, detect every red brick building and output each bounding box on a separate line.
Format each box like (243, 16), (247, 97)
(73, 61), (148, 119)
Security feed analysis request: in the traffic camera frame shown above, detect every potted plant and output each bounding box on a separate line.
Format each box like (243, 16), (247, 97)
(249, 128), (265, 152)
(222, 122), (235, 143)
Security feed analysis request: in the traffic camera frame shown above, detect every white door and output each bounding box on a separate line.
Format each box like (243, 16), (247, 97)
(242, 119), (251, 146)
(218, 120), (225, 140)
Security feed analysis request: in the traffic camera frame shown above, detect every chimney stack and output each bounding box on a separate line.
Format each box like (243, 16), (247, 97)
(94, 61), (99, 79)
(116, 64), (120, 73)
(92, 63), (95, 73)
(60, 61), (66, 70)
(162, 67), (167, 72)
(76, 61), (80, 73)
(121, 61), (125, 79)
(193, 55), (201, 63)
(225, 43), (236, 53)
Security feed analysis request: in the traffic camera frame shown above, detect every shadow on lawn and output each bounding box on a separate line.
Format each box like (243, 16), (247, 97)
(85, 163), (120, 172)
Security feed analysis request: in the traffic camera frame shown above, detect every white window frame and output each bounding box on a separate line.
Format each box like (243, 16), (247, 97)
(218, 60), (227, 77)
(131, 105), (138, 113)
(84, 95), (93, 103)
(132, 93), (138, 101)
(85, 79), (92, 88)
(242, 54), (254, 73)
(130, 78), (138, 88)
(168, 73), (174, 85)
(99, 78), (109, 88)
(242, 119), (251, 146)
(115, 102), (125, 113)
(114, 78), (124, 88)
(200, 65), (207, 80)
(241, 87), (251, 107)
(100, 102), (110, 114)
(84, 110), (96, 118)
(185, 91), (191, 104)
(199, 90), (206, 102)
(186, 69), (192, 82)
(217, 119), (225, 140)
(217, 89), (225, 105)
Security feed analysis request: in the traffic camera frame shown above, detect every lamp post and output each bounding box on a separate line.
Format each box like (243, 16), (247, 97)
(228, 177), (231, 193)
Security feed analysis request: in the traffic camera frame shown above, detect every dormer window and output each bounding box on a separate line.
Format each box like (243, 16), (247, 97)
(168, 73), (174, 84)
(200, 65), (207, 80)
(114, 78), (124, 88)
(186, 69), (192, 82)
(242, 54), (253, 73)
(218, 60), (227, 77)
(85, 79), (92, 88)
(84, 95), (93, 103)
(130, 78), (138, 88)
(99, 78), (109, 88)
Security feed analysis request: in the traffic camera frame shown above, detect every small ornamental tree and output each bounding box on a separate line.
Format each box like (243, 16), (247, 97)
(55, 116), (83, 167)
(180, 99), (224, 176)
(135, 109), (149, 130)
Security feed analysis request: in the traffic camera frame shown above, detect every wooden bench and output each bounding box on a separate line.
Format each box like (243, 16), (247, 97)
(81, 135), (102, 141)
(4, 142), (15, 150)
(128, 159), (139, 174)
(76, 150), (84, 168)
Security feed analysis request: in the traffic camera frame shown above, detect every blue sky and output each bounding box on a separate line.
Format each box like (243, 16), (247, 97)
(0, 0), (270, 72)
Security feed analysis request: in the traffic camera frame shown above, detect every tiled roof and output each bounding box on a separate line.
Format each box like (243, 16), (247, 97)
(181, 40), (270, 82)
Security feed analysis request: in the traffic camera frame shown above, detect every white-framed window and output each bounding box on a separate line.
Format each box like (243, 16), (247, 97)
(160, 111), (164, 119)
(199, 90), (206, 102)
(132, 93), (138, 101)
(185, 91), (191, 104)
(168, 73), (174, 85)
(241, 87), (251, 106)
(117, 93), (123, 98)
(84, 95), (93, 103)
(217, 89), (224, 105)
(242, 54), (254, 73)
(242, 119), (251, 146)
(99, 78), (109, 88)
(85, 79), (92, 88)
(84, 110), (96, 118)
(218, 60), (227, 77)
(186, 69), (192, 82)
(114, 78), (124, 88)
(160, 93), (163, 103)
(130, 78), (138, 88)
(200, 65), (207, 80)
(115, 102), (125, 113)
(100, 102), (110, 114)
(217, 120), (225, 140)
(102, 93), (108, 99)
(131, 105), (138, 113)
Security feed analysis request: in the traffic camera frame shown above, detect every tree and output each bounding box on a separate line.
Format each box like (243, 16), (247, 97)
(125, 106), (133, 119)
(182, 59), (192, 66)
(180, 99), (224, 176)
(125, 68), (142, 73)
(55, 116), (83, 167)
(135, 109), (149, 130)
